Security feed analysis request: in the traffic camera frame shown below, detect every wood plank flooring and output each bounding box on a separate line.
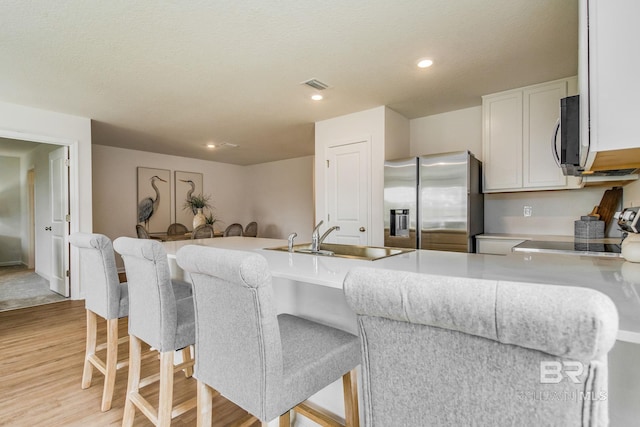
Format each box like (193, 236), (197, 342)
(0, 300), (260, 426)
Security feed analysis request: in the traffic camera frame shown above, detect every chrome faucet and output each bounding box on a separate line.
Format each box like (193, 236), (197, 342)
(319, 226), (340, 245)
(311, 220), (324, 252)
(287, 232), (297, 252)
(311, 220), (340, 252)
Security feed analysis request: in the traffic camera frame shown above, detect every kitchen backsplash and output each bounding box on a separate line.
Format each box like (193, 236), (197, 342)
(484, 187), (623, 237)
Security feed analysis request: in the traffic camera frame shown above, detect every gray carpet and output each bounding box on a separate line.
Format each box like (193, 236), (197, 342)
(0, 265), (67, 311)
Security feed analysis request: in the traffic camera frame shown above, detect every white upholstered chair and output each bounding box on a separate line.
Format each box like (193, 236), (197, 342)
(69, 232), (129, 412)
(176, 245), (361, 427)
(113, 237), (196, 427)
(343, 267), (619, 427)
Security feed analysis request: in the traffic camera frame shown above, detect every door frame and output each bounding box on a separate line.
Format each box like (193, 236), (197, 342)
(0, 128), (80, 298)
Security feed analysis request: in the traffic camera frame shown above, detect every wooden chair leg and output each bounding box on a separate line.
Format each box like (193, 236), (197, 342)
(81, 309), (97, 389)
(100, 318), (119, 411)
(157, 351), (175, 427)
(122, 335), (142, 427)
(197, 380), (214, 427)
(342, 370), (360, 427)
(279, 411), (291, 427)
(181, 346), (193, 378)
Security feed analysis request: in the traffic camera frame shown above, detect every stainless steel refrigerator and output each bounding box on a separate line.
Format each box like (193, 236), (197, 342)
(384, 151), (484, 252)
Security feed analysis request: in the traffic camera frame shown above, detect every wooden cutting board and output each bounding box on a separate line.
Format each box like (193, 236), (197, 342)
(597, 187), (623, 233)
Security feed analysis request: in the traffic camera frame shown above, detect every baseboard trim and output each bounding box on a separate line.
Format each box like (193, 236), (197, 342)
(0, 261), (25, 267)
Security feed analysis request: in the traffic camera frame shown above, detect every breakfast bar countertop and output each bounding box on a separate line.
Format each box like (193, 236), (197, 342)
(163, 237), (640, 344)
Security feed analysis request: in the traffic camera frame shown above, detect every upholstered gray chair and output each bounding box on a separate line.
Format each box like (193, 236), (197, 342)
(176, 246), (361, 427)
(243, 221), (258, 237)
(167, 222), (188, 236)
(343, 267), (619, 427)
(136, 224), (150, 239)
(192, 224), (214, 239)
(223, 223), (243, 237)
(69, 232), (128, 412)
(113, 237), (196, 427)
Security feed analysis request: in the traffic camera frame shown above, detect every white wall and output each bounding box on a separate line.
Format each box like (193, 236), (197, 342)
(483, 188), (612, 236)
(244, 156), (315, 242)
(385, 107), (410, 161)
(315, 106), (386, 246)
(92, 145), (315, 267)
(0, 101), (92, 299)
(410, 106), (483, 159)
(0, 156), (22, 265)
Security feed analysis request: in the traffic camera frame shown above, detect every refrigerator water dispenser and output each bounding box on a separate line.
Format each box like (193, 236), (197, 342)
(390, 209), (410, 237)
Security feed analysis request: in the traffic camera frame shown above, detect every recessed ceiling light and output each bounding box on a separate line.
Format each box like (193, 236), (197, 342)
(311, 94), (323, 101)
(206, 143), (216, 149)
(417, 59), (434, 68)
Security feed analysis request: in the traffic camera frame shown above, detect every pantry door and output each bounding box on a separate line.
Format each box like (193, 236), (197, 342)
(325, 140), (370, 245)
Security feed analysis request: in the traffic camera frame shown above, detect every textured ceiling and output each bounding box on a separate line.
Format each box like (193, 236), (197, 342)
(0, 0), (578, 165)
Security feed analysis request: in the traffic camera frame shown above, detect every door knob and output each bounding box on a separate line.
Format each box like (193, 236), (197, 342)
(45, 226), (52, 231)
(359, 227), (366, 232)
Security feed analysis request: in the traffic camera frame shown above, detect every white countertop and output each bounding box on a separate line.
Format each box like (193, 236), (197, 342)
(164, 237), (640, 343)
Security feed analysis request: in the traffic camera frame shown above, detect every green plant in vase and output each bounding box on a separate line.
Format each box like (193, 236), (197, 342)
(183, 193), (212, 229)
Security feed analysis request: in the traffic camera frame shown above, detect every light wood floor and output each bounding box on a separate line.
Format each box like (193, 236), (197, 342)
(0, 300), (260, 426)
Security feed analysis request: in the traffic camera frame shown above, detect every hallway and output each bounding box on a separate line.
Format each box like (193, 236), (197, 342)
(0, 265), (66, 311)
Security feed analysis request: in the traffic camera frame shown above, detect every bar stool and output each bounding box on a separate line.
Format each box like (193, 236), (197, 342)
(69, 232), (129, 412)
(113, 237), (196, 427)
(176, 245), (361, 427)
(343, 267), (619, 426)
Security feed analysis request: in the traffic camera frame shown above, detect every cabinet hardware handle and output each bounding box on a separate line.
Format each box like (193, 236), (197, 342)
(359, 227), (366, 232)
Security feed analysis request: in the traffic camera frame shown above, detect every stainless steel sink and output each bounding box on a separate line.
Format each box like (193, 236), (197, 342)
(265, 242), (415, 261)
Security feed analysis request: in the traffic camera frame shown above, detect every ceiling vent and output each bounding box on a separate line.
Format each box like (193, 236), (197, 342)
(302, 79), (329, 90)
(219, 142), (238, 148)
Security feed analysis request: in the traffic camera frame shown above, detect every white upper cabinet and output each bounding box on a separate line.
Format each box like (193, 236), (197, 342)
(582, 0), (640, 170)
(482, 77), (578, 193)
(482, 91), (522, 191)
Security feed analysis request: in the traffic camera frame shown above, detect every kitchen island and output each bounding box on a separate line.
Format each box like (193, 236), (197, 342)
(163, 237), (640, 426)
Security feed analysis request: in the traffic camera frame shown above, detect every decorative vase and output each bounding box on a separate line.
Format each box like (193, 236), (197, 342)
(193, 208), (206, 229)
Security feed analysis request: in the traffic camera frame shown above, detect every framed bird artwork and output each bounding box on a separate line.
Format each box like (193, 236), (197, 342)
(136, 167), (171, 234)
(175, 171), (203, 230)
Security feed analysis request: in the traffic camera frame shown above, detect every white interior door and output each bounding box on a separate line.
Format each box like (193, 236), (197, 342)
(49, 146), (70, 296)
(326, 141), (369, 245)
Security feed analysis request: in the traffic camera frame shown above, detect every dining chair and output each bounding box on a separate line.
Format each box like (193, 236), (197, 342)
(192, 224), (214, 239)
(113, 237), (197, 427)
(243, 221), (258, 237)
(136, 224), (150, 239)
(343, 267), (619, 427)
(69, 232), (129, 412)
(167, 223), (188, 236)
(176, 246), (361, 427)
(223, 223), (243, 237)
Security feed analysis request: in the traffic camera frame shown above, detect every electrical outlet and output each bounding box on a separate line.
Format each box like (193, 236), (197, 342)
(523, 205), (533, 217)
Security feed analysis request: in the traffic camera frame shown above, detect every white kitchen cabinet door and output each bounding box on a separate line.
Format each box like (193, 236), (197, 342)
(586, 0), (640, 154)
(522, 81), (568, 188)
(482, 91), (523, 192)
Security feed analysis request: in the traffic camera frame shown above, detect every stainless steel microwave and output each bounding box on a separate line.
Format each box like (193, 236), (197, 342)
(559, 95), (582, 176)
